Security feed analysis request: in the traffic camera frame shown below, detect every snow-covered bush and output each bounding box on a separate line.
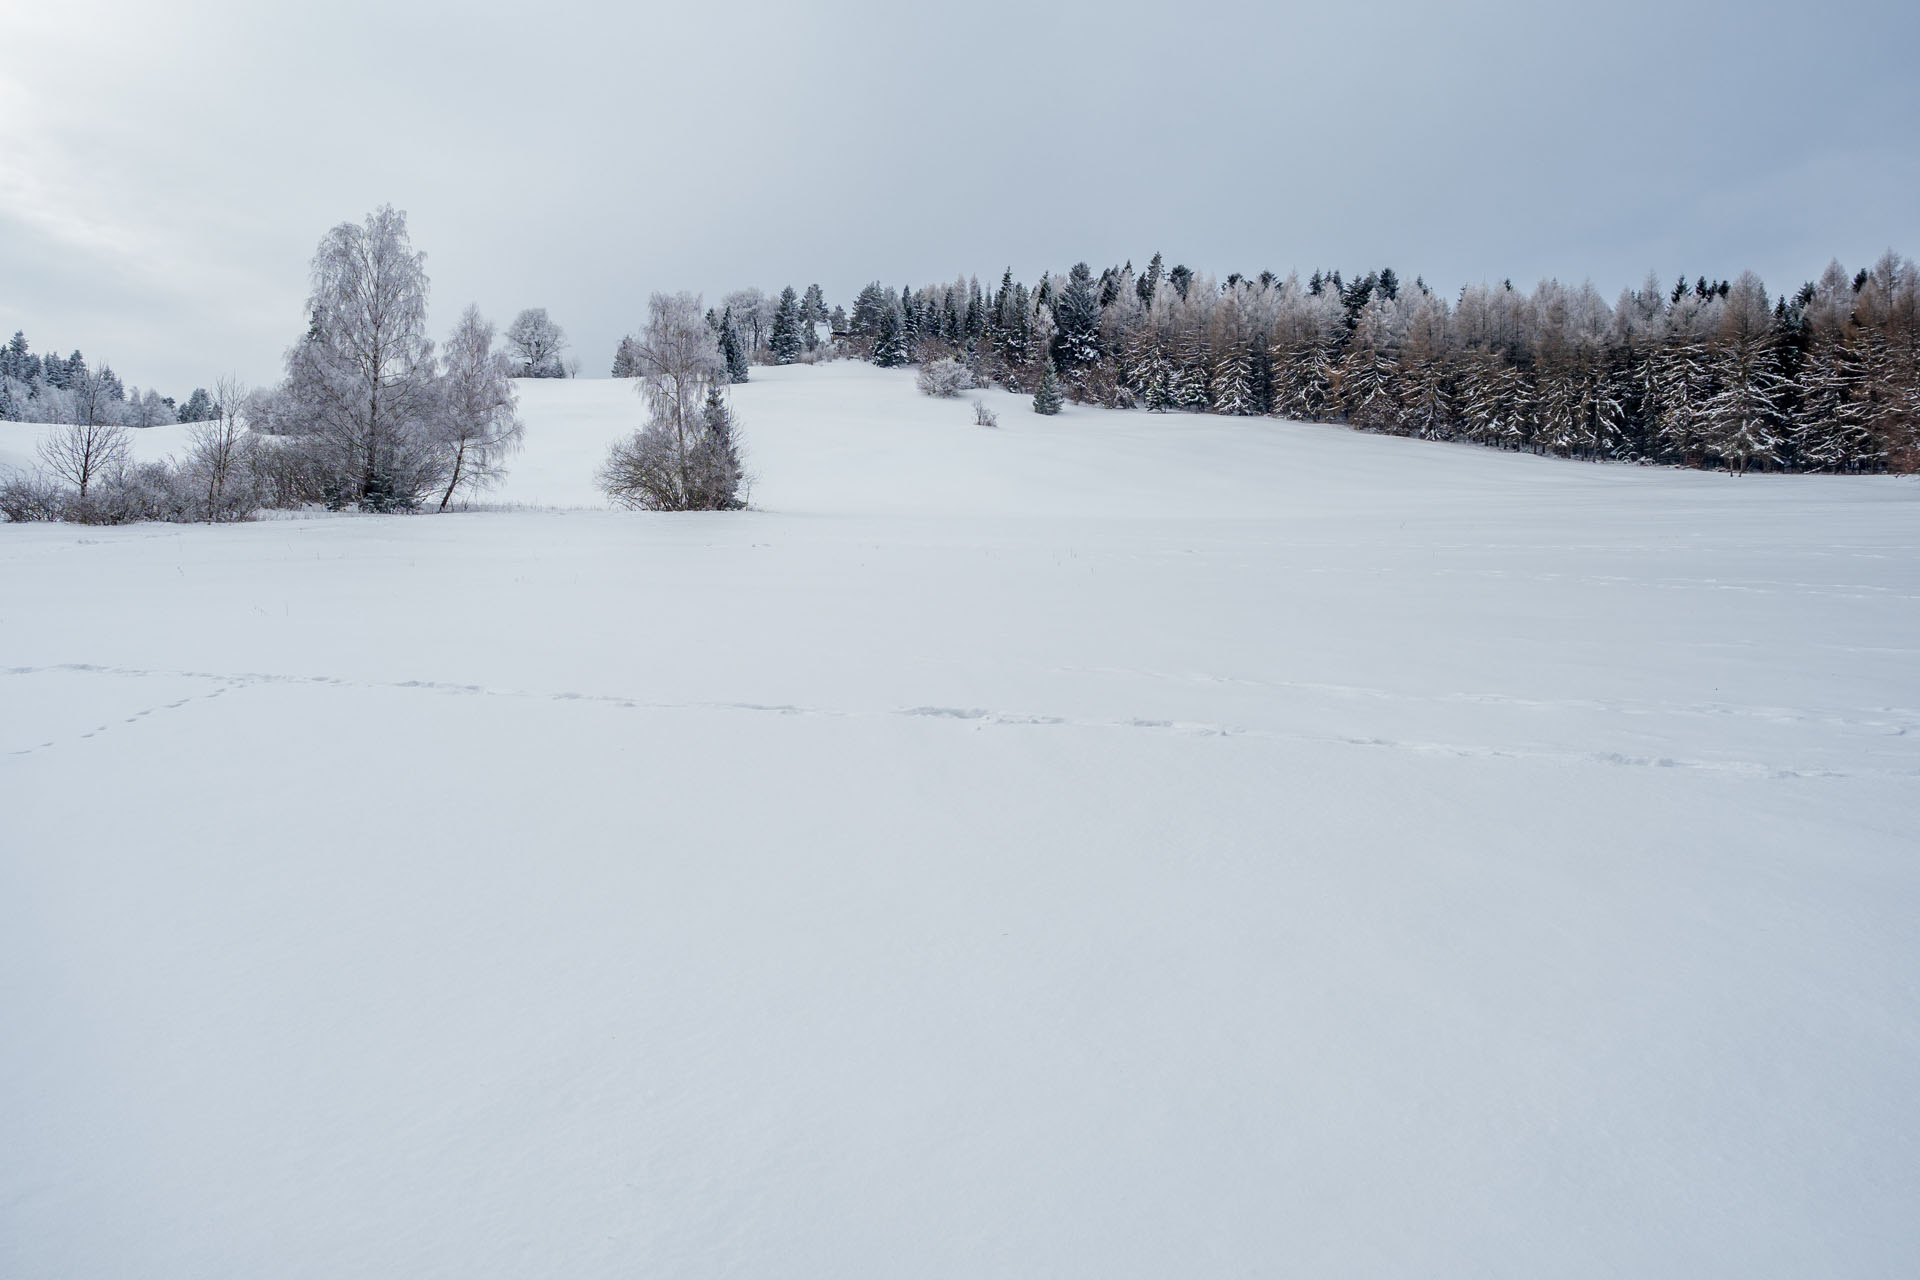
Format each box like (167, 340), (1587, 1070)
(61, 461), (191, 525)
(600, 389), (746, 512)
(915, 357), (974, 398)
(0, 471), (67, 522)
(972, 398), (998, 428)
(1, 448), (263, 525)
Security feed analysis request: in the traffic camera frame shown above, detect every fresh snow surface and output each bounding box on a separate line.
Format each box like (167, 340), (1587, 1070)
(3, 361), (1918, 1278)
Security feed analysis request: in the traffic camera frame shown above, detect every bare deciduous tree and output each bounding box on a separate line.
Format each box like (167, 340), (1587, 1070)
(184, 374), (253, 520)
(435, 306), (524, 509)
(36, 371), (129, 497)
(599, 293), (744, 511)
(280, 205), (439, 508)
(503, 308), (568, 378)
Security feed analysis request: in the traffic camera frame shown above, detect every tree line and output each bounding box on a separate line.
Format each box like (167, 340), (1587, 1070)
(0, 333), (218, 428)
(2, 207), (534, 523)
(834, 252), (1920, 473)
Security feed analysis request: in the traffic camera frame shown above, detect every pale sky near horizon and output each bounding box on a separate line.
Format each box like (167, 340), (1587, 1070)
(3, 0), (1916, 396)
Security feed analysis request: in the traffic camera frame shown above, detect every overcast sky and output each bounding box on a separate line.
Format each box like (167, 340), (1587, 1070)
(3, 0), (1916, 394)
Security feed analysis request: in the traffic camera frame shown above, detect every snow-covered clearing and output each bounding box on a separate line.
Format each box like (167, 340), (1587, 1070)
(4, 362), (1918, 1277)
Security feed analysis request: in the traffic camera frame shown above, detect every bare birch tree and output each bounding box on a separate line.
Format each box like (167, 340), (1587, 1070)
(36, 371), (129, 497)
(184, 374), (253, 520)
(434, 306), (524, 509)
(280, 205), (439, 508)
(599, 292), (743, 510)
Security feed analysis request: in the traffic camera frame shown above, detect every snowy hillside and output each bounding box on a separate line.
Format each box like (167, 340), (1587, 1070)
(4, 364), (1919, 1278)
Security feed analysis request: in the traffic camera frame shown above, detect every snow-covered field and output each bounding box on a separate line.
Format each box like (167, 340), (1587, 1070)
(4, 362), (1918, 1278)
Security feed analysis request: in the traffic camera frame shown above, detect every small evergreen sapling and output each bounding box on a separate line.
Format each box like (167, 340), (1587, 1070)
(1033, 359), (1063, 415)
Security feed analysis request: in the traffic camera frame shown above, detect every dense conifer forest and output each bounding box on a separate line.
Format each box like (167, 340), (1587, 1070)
(825, 252), (1920, 473)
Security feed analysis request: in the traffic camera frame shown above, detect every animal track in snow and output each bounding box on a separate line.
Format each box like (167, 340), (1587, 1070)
(3, 662), (1911, 781)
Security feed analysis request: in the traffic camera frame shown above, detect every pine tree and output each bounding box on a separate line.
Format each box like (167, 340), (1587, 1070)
(1033, 358), (1063, 415)
(769, 287), (803, 364)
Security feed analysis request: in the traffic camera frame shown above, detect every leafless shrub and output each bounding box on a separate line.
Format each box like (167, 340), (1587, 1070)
(916, 357), (975, 398)
(0, 471), (69, 522)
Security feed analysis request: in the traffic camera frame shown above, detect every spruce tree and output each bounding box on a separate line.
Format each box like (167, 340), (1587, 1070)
(1033, 358), (1064, 415)
(1138, 252), (1163, 304)
(872, 304), (909, 368)
(720, 309), (751, 383)
(695, 387), (747, 509)
(850, 283), (890, 338)
(769, 287), (803, 365)
(1054, 262), (1102, 376)
(612, 335), (640, 378)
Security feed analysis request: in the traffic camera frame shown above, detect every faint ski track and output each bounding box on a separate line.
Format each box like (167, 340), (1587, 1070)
(1053, 663), (1920, 736)
(5, 662), (1913, 781)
